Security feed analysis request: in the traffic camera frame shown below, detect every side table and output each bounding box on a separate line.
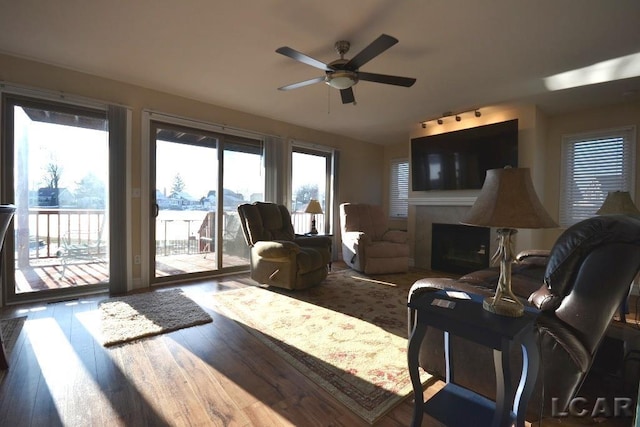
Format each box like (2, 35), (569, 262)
(303, 233), (333, 270)
(407, 289), (539, 427)
(0, 205), (16, 370)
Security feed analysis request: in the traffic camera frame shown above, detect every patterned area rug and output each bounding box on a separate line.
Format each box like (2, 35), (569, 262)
(213, 268), (441, 424)
(100, 289), (213, 346)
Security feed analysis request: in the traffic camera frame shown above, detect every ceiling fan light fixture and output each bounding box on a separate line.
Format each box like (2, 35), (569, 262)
(325, 70), (358, 90)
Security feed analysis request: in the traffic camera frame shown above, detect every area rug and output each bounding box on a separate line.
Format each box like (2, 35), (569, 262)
(100, 289), (213, 347)
(1, 316), (26, 356)
(213, 269), (440, 424)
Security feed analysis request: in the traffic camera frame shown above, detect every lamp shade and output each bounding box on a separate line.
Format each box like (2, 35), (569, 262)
(305, 199), (323, 215)
(461, 167), (558, 229)
(596, 191), (640, 216)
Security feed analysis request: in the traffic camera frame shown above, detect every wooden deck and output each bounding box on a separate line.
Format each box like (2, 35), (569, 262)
(15, 254), (249, 294)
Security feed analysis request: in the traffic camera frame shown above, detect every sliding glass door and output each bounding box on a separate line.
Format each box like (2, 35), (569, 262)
(150, 121), (262, 284)
(1, 94), (110, 302)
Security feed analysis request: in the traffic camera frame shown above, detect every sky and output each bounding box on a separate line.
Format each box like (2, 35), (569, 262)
(16, 106), (326, 206)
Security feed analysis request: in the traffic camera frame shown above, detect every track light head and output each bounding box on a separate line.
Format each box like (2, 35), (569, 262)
(422, 108), (483, 128)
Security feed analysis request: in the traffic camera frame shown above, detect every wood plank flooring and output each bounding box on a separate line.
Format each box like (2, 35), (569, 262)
(0, 269), (637, 426)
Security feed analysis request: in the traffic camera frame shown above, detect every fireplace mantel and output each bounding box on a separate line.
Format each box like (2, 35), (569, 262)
(408, 196), (476, 206)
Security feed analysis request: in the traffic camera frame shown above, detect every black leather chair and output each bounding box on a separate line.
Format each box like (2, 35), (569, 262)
(408, 214), (640, 419)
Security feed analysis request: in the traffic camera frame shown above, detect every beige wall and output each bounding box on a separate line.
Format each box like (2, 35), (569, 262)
(0, 53), (384, 286)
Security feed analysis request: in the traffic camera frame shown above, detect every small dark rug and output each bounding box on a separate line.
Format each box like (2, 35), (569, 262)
(1, 316), (26, 356)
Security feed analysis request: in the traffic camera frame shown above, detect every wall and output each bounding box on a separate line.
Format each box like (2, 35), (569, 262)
(0, 53), (384, 288)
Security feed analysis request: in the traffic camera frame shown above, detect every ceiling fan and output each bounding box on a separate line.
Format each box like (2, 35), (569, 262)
(276, 34), (416, 104)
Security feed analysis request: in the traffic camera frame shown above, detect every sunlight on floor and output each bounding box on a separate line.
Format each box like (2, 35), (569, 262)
(28, 316), (119, 424)
(348, 275), (398, 287)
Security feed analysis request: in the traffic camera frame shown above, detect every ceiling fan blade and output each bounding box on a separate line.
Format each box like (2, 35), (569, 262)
(276, 46), (333, 71)
(358, 71), (416, 87)
(340, 87), (355, 104)
(344, 34), (398, 70)
(278, 76), (326, 91)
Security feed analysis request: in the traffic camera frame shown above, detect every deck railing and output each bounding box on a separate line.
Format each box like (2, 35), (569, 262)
(21, 208), (105, 261)
(22, 209), (326, 261)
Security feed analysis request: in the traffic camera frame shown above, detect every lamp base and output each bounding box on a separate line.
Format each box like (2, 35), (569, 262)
(483, 296), (524, 317)
(309, 217), (318, 234)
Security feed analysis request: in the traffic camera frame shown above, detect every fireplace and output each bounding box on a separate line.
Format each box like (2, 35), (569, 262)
(431, 223), (490, 274)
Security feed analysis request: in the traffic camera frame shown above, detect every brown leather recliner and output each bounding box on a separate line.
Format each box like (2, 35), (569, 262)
(339, 203), (410, 274)
(408, 214), (640, 419)
(238, 202), (331, 290)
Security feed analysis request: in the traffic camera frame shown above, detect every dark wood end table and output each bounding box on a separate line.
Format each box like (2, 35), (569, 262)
(407, 289), (539, 427)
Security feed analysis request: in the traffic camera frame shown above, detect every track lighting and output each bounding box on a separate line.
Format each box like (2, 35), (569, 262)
(421, 108), (483, 127)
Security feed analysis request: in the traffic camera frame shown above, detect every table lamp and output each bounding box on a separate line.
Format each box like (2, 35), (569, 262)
(596, 190), (640, 322)
(596, 191), (640, 216)
(461, 167), (557, 317)
(305, 199), (323, 235)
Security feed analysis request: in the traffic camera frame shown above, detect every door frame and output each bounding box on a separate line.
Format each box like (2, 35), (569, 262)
(0, 88), (129, 305)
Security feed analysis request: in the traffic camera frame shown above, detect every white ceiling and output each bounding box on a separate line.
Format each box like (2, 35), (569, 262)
(1, 0), (639, 145)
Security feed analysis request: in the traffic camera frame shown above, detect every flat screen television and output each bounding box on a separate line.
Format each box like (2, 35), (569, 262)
(411, 119), (518, 191)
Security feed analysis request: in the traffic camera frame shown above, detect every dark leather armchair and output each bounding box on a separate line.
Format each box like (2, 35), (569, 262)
(408, 214), (640, 419)
(238, 202), (331, 290)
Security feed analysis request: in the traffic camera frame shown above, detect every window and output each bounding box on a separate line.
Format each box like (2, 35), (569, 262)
(290, 145), (334, 235)
(560, 126), (636, 227)
(390, 158), (409, 218)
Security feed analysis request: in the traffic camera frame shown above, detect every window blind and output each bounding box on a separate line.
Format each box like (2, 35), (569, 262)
(560, 126), (636, 227)
(390, 158), (409, 218)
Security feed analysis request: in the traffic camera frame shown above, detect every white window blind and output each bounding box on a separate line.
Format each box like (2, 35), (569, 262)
(390, 158), (409, 218)
(560, 126), (636, 227)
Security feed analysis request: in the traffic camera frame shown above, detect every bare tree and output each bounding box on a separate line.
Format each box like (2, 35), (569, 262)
(43, 162), (63, 189)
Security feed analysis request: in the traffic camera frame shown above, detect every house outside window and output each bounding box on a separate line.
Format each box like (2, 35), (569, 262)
(560, 126), (636, 227)
(390, 158), (409, 218)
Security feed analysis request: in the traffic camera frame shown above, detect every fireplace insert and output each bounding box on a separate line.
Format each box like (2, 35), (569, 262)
(431, 223), (490, 274)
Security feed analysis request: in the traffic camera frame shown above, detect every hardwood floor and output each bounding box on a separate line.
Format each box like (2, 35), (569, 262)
(0, 270), (637, 426)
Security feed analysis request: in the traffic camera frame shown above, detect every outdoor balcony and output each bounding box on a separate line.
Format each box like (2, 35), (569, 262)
(15, 208), (322, 294)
